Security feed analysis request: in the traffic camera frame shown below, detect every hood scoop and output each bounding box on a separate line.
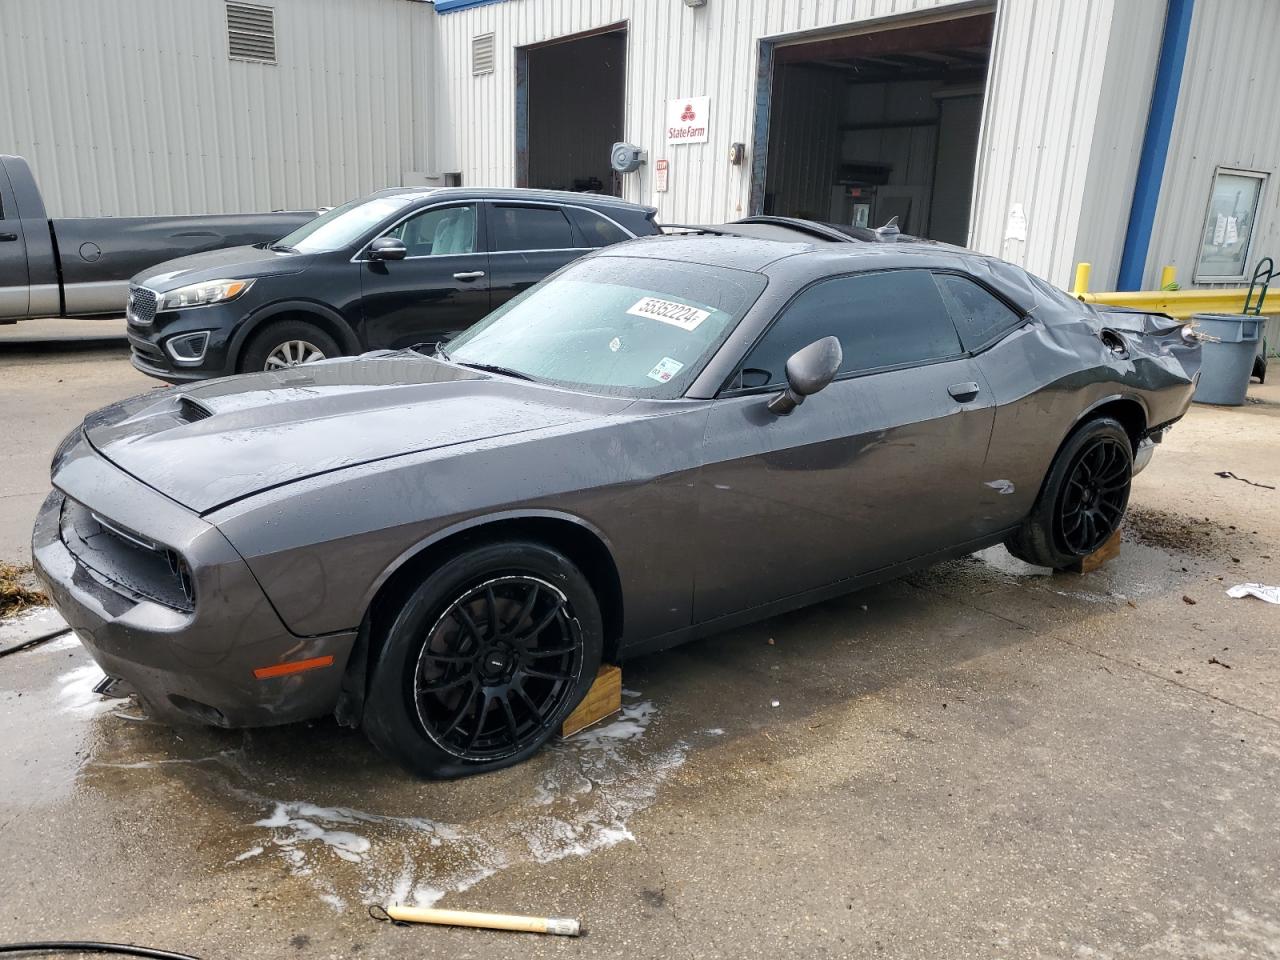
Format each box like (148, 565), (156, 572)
(177, 396), (213, 422)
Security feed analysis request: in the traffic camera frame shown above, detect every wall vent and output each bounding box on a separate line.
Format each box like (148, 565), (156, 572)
(227, 2), (276, 64)
(472, 33), (495, 76)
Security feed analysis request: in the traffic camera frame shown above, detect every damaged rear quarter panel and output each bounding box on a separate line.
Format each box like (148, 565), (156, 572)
(972, 302), (1197, 530)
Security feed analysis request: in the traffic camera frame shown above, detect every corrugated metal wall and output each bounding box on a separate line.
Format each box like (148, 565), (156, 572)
(967, 0), (1163, 286)
(435, 0), (1167, 288)
(0, 0), (436, 217)
(1069, 0), (1167, 290)
(1145, 0), (1280, 289)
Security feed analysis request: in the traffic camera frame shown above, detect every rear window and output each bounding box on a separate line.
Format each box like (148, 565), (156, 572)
(490, 205), (575, 252)
(933, 273), (1023, 351)
(567, 208), (632, 247)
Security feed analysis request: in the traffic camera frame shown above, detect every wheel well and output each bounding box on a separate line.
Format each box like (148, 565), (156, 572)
(361, 517), (625, 671)
(236, 309), (359, 370)
(1085, 398), (1146, 452)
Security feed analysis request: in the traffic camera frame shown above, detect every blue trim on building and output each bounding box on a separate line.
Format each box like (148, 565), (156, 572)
(1116, 0), (1195, 291)
(434, 0), (506, 13)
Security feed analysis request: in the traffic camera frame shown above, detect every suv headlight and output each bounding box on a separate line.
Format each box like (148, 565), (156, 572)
(160, 278), (254, 311)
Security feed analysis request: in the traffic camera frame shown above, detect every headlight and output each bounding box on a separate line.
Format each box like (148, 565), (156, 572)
(159, 278), (254, 311)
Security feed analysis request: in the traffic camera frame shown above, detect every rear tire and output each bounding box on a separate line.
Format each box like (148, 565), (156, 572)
(363, 541), (603, 779)
(239, 319), (340, 373)
(1006, 417), (1133, 570)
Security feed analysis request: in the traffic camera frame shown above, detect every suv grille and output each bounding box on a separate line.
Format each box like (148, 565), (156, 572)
(127, 286), (157, 326)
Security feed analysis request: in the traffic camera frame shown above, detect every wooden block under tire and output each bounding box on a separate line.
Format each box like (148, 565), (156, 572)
(561, 664), (621, 738)
(1066, 527), (1121, 574)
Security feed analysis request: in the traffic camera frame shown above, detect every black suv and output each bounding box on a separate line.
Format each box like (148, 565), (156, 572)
(126, 188), (659, 381)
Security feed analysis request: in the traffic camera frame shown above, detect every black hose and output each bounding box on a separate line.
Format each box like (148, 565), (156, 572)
(0, 943), (200, 960)
(0, 627), (72, 659)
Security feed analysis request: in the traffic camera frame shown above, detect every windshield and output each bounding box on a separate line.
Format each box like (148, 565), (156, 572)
(445, 256), (767, 399)
(275, 195), (417, 254)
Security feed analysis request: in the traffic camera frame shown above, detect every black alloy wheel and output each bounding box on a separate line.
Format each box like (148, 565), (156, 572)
(1055, 436), (1130, 555)
(363, 541), (602, 779)
(414, 575), (583, 761)
(1005, 416), (1133, 570)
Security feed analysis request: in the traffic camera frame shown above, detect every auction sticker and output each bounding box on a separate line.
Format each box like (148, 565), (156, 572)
(646, 357), (685, 383)
(627, 297), (710, 332)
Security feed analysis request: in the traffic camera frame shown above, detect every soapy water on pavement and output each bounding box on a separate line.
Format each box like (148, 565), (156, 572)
(238, 694), (692, 908)
(57, 663), (119, 716)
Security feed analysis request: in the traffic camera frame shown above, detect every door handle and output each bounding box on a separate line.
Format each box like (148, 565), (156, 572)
(453, 270), (486, 281)
(0, 232), (17, 242)
(948, 381), (980, 403)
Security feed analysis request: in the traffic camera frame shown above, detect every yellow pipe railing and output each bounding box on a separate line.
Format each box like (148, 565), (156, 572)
(1069, 262), (1272, 320)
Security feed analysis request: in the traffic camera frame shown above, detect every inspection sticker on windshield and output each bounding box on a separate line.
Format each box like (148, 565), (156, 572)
(647, 357), (685, 383)
(627, 296), (711, 332)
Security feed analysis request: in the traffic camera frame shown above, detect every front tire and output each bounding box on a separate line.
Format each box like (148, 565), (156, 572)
(1006, 417), (1133, 570)
(239, 319), (340, 373)
(363, 541), (603, 779)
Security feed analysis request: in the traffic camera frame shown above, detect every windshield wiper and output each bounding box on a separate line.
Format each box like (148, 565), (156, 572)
(455, 361), (537, 382)
(269, 243), (298, 253)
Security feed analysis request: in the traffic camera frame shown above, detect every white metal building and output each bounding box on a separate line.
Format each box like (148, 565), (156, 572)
(2, 0), (1277, 292)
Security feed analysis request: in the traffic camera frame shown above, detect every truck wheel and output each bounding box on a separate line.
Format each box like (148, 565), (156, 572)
(1006, 417), (1133, 570)
(363, 541), (603, 779)
(239, 320), (340, 372)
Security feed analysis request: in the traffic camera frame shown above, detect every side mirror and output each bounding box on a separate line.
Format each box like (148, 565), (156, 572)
(368, 237), (407, 261)
(768, 336), (843, 415)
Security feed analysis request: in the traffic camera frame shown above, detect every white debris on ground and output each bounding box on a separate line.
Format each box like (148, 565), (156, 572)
(243, 692), (697, 910)
(1226, 583), (1280, 604)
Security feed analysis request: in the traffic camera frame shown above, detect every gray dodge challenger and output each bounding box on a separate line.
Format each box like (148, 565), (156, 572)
(33, 218), (1201, 778)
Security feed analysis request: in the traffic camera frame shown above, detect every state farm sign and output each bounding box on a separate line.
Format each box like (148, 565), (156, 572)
(666, 96), (710, 145)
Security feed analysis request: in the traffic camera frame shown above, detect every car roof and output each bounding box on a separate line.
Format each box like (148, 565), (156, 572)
(596, 222), (1048, 315)
(368, 185), (655, 213)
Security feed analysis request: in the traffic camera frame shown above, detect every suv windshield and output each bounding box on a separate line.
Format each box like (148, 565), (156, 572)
(275, 194), (417, 254)
(445, 256), (767, 398)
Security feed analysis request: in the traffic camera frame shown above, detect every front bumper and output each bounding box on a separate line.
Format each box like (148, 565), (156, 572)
(127, 294), (243, 383)
(31, 440), (356, 728)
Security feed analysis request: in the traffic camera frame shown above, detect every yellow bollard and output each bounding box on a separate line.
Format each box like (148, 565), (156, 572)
(1160, 265), (1177, 289)
(1073, 262), (1092, 296)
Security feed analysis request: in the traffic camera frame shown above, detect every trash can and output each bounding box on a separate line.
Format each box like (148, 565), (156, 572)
(1191, 312), (1263, 406)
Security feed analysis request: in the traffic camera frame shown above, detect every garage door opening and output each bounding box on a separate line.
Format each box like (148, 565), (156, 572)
(758, 10), (993, 245)
(516, 26), (626, 196)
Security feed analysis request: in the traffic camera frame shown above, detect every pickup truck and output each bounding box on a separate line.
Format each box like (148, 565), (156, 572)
(0, 155), (316, 323)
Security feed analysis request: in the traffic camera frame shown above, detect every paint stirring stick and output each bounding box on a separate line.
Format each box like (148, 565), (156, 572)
(386, 904), (582, 937)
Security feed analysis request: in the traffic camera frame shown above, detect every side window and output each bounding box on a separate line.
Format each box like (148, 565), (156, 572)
(490, 205), (575, 251)
(934, 273), (1023, 351)
(385, 204), (477, 257)
(738, 270), (962, 388)
(566, 207), (631, 248)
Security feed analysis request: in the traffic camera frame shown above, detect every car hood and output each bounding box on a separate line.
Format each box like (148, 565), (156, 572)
(132, 245), (313, 290)
(80, 356), (633, 514)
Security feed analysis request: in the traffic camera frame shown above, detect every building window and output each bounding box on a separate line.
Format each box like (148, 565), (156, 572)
(227, 2), (277, 64)
(1195, 168), (1267, 282)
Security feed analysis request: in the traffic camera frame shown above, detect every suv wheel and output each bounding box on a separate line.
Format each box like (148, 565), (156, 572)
(240, 320), (340, 373)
